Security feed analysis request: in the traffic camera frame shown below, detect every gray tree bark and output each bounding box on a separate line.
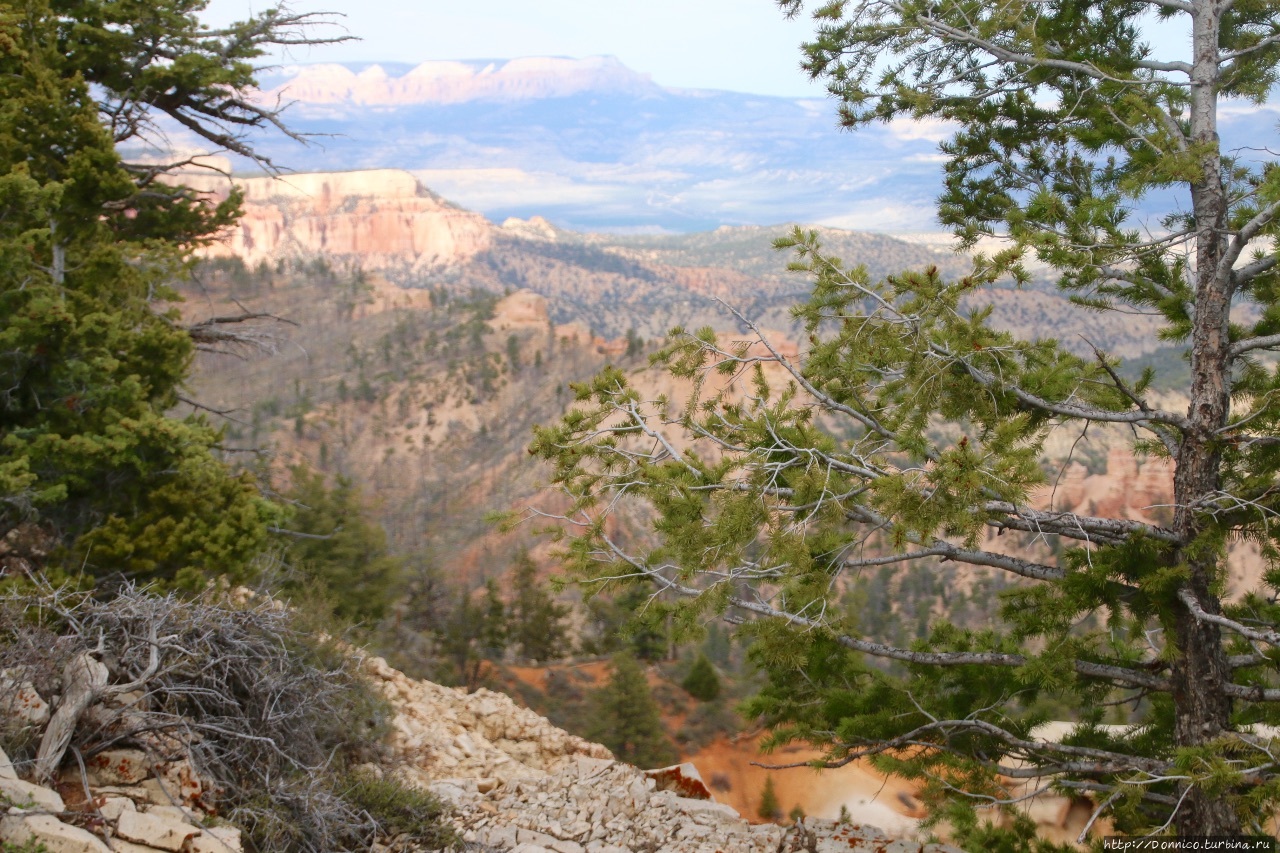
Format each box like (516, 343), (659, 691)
(34, 652), (108, 783)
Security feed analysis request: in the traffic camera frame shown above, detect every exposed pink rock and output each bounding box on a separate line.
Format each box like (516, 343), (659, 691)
(493, 289), (551, 331)
(1131, 456), (1175, 519)
(645, 763), (713, 800)
(554, 321), (592, 344)
(1052, 461), (1089, 510)
(180, 169), (492, 272)
(1033, 446), (1175, 530)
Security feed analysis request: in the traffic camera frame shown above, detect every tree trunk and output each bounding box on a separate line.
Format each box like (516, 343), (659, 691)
(34, 652), (108, 782)
(1169, 0), (1239, 835)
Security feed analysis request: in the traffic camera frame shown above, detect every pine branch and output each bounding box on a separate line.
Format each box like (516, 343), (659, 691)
(589, 528), (1170, 692)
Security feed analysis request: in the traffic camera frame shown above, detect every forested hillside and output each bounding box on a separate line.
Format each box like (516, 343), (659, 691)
(178, 171), (1196, 600)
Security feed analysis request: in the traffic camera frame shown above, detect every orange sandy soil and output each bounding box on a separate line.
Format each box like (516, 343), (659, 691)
(506, 660), (611, 692)
(502, 662), (923, 834)
(686, 734), (924, 835)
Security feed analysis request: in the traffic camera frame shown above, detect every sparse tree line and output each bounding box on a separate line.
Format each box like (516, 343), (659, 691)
(3, 0), (1280, 847)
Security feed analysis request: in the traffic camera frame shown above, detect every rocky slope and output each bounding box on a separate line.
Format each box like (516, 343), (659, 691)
(0, 644), (968, 853)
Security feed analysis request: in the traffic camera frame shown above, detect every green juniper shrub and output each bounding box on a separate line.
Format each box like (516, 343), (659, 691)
(339, 770), (455, 849)
(681, 653), (721, 701)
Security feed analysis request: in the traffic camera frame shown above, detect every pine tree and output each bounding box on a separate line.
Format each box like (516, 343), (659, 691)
(757, 777), (781, 821)
(277, 466), (402, 622)
(432, 578), (509, 690)
(681, 653), (722, 702)
(0, 1), (338, 587)
(439, 590), (485, 691)
(588, 653), (678, 769)
(479, 579), (508, 660)
(581, 585), (671, 661)
(508, 549), (570, 663)
(533, 0), (1280, 836)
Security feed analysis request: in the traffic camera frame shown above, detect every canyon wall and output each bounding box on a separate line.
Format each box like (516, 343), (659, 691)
(196, 168), (492, 272)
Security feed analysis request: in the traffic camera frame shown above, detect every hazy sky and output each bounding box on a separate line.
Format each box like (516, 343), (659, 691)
(201, 0), (831, 97)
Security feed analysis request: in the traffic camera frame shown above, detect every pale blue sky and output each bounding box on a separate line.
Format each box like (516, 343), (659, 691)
(202, 0), (831, 97)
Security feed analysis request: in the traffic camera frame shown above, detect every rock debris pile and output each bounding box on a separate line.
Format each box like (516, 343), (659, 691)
(362, 655), (964, 853)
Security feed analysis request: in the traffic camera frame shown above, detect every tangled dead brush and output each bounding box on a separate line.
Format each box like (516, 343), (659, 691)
(0, 583), (456, 852)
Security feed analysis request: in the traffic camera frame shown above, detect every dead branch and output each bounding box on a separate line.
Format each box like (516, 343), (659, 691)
(34, 651), (108, 781)
(182, 310), (297, 357)
(0, 584), (442, 852)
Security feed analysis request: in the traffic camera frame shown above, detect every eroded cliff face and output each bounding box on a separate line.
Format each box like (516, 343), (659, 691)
(1045, 446), (1175, 525)
(197, 168), (493, 271)
(1031, 443), (1264, 595)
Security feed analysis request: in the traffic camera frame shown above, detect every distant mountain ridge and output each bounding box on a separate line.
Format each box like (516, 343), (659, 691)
(257, 56), (660, 106)
(164, 55), (951, 232)
(154, 55), (1274, 234)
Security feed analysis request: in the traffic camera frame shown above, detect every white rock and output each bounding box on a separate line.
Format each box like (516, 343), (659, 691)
(115, 810), (200, 852)
(0, 746), (17, 781)
(153, 760), (202, 809)
(110, 840), (171, 853)
(516, 827), (563, 848)
(136, 779), (171, 806)
(570, 756), (614, 780)
(0, 813), (111, 852)
(0, 675), (50, 727)
(97, 796), (136, 822)
(186, 825), (243, 853)
(477, 824), (518, 847)
(0, 776), (66, 812)
(206, 825), (243, 852)
(142, 805), (193, 824)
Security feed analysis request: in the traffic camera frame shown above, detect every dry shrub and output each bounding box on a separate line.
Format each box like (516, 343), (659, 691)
(0, 583), (456, 852)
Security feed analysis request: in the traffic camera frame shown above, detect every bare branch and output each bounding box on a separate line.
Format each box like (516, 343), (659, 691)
(1179, 589), (1280, 648)
(1230, 333), (1280, 359)
(182, 311), (296, 357)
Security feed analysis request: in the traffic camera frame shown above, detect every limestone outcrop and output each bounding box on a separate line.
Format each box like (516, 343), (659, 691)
(0, 742), (241, 853)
